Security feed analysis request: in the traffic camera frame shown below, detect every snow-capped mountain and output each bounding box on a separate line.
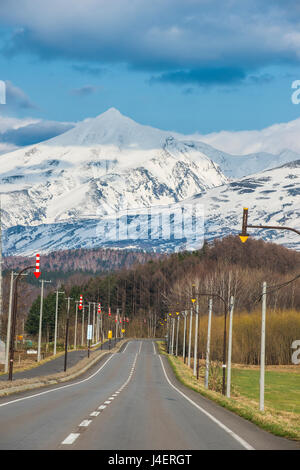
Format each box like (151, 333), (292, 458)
(0, 108), (227, 229)
(3, 159), (299, 255)
(0, 108), (299, 255)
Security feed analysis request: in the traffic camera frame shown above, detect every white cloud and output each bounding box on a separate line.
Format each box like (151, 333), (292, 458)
(1, 1), (300, 81)
(190, 117), (300, 155)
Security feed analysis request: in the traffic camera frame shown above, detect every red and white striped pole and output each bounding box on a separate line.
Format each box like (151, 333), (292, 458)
(34, 253), (41, 279)
(97, 303), (101, 314)
(79, 295), (83, 310)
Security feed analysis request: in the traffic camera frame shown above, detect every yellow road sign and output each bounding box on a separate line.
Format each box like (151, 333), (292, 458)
(108, 330), (112, 339)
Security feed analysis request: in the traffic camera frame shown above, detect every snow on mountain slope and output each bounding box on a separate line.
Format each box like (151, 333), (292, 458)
(3, 160), (300, 255)
(180, 140), (300, 179)
(192, 159), (300, 249)
(0, 108), (299, 255)
(0, 108), (227, 229)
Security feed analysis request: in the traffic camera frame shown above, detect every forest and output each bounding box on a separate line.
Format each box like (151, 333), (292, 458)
(2, 235), (300, 364)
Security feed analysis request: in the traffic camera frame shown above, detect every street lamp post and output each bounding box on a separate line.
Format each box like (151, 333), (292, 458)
(37, 279), (52, 363)
(184, 288), (229, 395)
(8, 265), (35, 381)
(239, 207), (300, 243)
(175, 312), (180, 357)
(205, 298), (213, 389)
(187, 308), (193, 368)
(182, 310), (187, 363)
(193, 301), (199, 377)
(5, 271), (28, 373)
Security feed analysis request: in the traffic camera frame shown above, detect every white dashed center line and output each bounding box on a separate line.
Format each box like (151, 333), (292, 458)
(61, 343), (140, 446)
(61, 433), (80, 445)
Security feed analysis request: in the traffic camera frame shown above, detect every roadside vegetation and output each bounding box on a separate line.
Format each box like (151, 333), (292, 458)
(157, 341), (300, 441)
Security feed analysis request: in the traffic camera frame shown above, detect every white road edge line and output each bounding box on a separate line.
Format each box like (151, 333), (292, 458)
(0, 353), (115, 408)
(158, 356), (254, 451)
(122, 341), (131, 354)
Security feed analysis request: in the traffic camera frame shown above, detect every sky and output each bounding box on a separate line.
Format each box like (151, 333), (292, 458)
(1, 1), (300, 154)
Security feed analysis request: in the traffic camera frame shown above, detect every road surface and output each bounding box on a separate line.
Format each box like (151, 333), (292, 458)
(0, 340), (298, 450)
(0, 338), (122, 381)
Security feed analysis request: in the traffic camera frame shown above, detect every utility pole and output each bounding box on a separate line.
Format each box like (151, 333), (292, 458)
(260, 282), (267, 411)
(187, 308), (193, 368)
(74, 300), (79, 349)
(205, 298), (213, 389)
(92, 302), (96, 343)
(171, 317), (175, 355)
(81, 305), (85, 347)
(190, 285), (196, 370)
(5, 271), (27, 373)
(182, 311), (187, 363)
(0, 195), (2, 343)
(37, 279), (51, 362)
(87, 302), (92, 346)
(8, 264), (35, 381)
(116, 308), (119, 341)
(226, 296), (234, 398)
(54, 289), (64, 355)
(64, 296), (73, 371)
(175, 313), (180, 357)
(193, 301), (199, 377)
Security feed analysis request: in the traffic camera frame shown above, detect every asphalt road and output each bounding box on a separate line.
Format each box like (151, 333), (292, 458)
(0, 338), (122, 381)
(0, 339), (298, 450)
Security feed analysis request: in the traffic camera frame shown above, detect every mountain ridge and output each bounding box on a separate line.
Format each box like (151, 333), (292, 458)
(0, 108), (299, 255)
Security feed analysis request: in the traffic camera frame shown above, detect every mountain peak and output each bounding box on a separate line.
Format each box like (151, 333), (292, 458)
(47, 107), (171, 149)
(95, 107), (123, 119)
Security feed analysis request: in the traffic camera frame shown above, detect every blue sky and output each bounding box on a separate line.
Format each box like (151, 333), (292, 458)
(1, 0), (300, 146)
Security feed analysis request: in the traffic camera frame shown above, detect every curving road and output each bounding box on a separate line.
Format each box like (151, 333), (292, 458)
(0, 340), (298, 450)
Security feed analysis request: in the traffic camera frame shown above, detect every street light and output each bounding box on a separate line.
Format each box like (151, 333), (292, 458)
(239, 207), (300, 243)
(181, 287), (229, 395)
(8, 265), (35, 381)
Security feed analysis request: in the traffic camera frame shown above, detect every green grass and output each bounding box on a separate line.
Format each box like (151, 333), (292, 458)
(231, 368), (300, 414)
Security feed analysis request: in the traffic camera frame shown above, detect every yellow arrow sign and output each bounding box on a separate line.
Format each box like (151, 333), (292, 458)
(239, 235), (249, 243)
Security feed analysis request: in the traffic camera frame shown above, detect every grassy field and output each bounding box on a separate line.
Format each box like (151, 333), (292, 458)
(157, 341), (300, 440)
(231, 367), (300, 414)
